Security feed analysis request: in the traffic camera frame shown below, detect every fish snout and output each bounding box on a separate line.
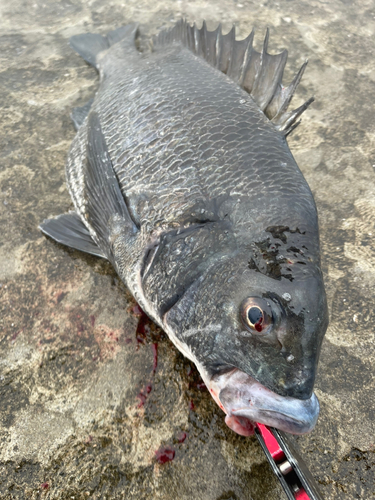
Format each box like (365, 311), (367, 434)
(217, 371), (320, 435)
(275, 365), (316, 400)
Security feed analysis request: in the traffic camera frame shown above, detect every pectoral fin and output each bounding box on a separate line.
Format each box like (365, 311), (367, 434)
(39, 211), (106, 258)
(82, 110), (139, 261)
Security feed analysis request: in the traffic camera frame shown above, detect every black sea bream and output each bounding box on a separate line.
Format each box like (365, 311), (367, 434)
(40, 21), (328, 436)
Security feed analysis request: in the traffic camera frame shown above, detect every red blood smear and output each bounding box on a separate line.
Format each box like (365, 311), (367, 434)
(108, 331), (119, 342)
(188, 377), (205, 390)
(137, 393), (147, 407)
(151, 343), (158, 373)
(41, 483), (49, 490)
(10, 330), (21, 342)
(254, 318), (263, 332)
(137, 383), (152, 407)
(189, 400), (195, 411)
(155, 446), (175, 464)
(132, 304), (143, 316)
(177, 431), (187, 443)
(136, 313), (150, 344)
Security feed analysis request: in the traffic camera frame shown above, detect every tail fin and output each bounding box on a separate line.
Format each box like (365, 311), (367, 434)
(70, 24), (138, 70)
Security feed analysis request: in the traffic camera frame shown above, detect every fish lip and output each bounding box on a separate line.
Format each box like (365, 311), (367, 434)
(214, 368), (320, 434)
(232, 407), (310, 429)
(232, 407), (302, 424)
(225, 396), (320, 434)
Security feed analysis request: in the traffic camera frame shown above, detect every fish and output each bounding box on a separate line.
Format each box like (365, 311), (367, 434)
(39, 20), (329, 436)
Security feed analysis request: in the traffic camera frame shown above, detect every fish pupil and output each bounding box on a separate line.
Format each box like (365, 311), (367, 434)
(248, 307), (263, 329)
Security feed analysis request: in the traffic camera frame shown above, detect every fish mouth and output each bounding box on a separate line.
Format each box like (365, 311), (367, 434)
(209, 369), (319, 436)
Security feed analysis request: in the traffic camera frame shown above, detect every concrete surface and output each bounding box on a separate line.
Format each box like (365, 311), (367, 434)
(0, 0), (374, 499)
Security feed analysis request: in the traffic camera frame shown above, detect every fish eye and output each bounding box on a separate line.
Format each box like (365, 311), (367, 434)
(241, 298), (273, 334)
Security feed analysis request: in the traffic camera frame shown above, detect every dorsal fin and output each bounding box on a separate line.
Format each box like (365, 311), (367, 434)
(152, 20), (313, 136)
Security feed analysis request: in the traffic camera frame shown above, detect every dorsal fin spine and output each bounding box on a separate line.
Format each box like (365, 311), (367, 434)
(202, 20), (208, 58)
(226, 26), (237, 77)
(278, 96), (314, 135)
(272, 60), (308, 123)
(215, 25), (222, 69)
(212, 25), (220, 68)
(238, 30), (255, 86)
(194, 23), (200, 56)
(263, 49), (288, 110)
(251, 28), (269, 97)
(262, 27), (270, 54)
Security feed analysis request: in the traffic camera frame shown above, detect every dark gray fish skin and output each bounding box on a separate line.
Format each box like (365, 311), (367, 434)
(40, 21), (328, 435)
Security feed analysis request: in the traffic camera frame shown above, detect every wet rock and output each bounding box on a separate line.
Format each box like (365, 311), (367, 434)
(1, 1), (374, 499)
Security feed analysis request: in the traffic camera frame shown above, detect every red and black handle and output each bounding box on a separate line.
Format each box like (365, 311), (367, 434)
(255, 423), (324, 500)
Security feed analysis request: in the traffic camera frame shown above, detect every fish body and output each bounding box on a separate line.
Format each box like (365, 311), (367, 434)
(40, 21), (328, 435)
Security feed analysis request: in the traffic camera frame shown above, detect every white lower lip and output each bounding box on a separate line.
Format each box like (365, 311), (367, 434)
(226, 397), (319, 434)
(210, 369), (319, 435)
(232, 407), (301, 425)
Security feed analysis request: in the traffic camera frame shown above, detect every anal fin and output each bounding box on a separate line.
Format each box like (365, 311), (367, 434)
(39, 211), (106, 258)
(71, 98), (93, 131)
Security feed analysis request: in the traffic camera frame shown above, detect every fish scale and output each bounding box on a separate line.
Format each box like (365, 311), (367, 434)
(40, 21), (328, 436)
(94, 46), (314, 236)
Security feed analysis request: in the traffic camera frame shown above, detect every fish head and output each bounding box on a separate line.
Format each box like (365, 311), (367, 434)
(164, 230), (328, 435)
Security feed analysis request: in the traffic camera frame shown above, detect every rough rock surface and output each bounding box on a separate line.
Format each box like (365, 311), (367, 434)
(0, 1), (374, 499)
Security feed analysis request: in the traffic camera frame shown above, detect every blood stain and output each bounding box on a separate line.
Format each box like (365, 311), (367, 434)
(155, 446), (175, 464)
(137, 383), (152, 407)
(177, 431), (187, 443)
(10, 330), (22, 343)
(131, 304), (143, 316)
(151, 342), (158, 373)
(136, 312), (150, 344)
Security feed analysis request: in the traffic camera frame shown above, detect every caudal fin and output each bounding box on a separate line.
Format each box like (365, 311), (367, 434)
(69, 24), (138, 70)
